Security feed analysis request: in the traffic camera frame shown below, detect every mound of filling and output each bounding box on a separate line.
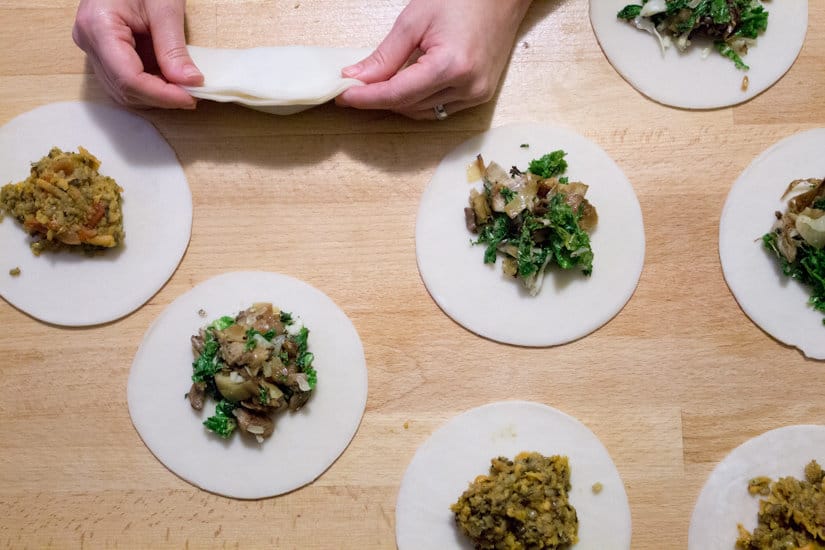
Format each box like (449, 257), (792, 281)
(450, 452), (579, 550)
(187, 303), (317, 443)
(762, 177), (825, 325)
(465, 150), (597, 296)
(617, 0), (769, 70)
(0, 147), (124, 255)
(736, 460), (825, 549)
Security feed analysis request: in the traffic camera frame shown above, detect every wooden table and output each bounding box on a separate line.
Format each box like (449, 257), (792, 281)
(1, 1), (823, 547)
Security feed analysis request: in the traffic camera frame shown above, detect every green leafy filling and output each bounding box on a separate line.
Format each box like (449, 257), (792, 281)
(203, 400), (237, 438)
(764, 232), (825, 324)
(616, 0), (768, 70)
(528, 150), (568, 179)
(474, 152), (594, 281)
(294, 327), (317, 389)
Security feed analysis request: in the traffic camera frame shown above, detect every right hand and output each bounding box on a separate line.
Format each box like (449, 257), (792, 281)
(72, 0), (203, 109)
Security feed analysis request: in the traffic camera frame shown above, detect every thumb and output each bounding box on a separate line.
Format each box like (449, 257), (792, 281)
(147, 2), (203, 86)
(342, 11), (425, 83)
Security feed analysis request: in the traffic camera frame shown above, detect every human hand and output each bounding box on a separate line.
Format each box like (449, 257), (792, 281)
(336, 0), (532, 120)
(73, 0), (203, 109)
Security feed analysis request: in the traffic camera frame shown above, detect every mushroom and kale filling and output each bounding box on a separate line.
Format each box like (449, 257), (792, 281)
(188, 304), (317, 442)
(0, 147), (124, 255)
(736, 460), (825, 550)
(465, 150), (598, 296)
(450, 452), (579, 550)
(617, 0), (769, 70)
(762, 177), (825, 325)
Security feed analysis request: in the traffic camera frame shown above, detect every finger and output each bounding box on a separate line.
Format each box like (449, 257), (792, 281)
(341, 5), (426, 83)
(95, 35), (197, 109)
(338, 57), (447, 110)
(146, 1), (203, 86)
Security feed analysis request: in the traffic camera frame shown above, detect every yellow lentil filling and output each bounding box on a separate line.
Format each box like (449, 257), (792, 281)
(737, 460), (825, 550)
(451, 452), (578, 550)
(0, 147), (124, 255)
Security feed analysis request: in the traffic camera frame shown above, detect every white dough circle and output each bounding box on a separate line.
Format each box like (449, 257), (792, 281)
(589, 0), (807, 109)
(689, 425), (825, 550)
(415, 123), (645, 347)
(127, 271), (368, 499)
(395, 401), (632, 550)
(0, 101), (192, 326)
(719, 128), (825, 360)
(185, 46), (370, 115)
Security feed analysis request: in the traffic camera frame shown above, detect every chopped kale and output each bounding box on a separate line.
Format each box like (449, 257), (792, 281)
(203, 400), (237, 439)
(295, 326), (310, 355)
(764, 232), (825, 324)
(500, 187), (516, 203)
(617, 4), (642, 20)
(528, 151), (568, 179)
(475, 215), (509, 264)
(734, 3), (768, 39)
(715, 42), (749, 71)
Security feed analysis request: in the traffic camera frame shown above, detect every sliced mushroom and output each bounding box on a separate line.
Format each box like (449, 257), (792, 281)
(187, 381), (206, 411)
(233, 407), (274, 438)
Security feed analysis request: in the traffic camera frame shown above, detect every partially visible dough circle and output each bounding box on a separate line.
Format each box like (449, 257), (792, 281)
(0, 101), (192, 326)
(689, 425), (825, 550)
(127, 271), (368, 499)
(395, 401), (632, 550)
(719, 128), (825, 360)
(589, 0), (807, 109)
(415, 123), (645, 347)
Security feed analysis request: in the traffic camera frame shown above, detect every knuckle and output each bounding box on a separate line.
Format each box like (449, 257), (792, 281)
(469, 78), (495, 103)
(160, 45), (189, 63)
(449, 53), (477, 80)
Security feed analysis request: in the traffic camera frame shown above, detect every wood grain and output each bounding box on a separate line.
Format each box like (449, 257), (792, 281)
(1, 0), (824, 548)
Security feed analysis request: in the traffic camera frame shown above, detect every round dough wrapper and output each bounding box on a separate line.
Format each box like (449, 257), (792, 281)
(395, 401), (632, 550)
(719, 128), (825, 360)
(185, 46), (370, 115)
(689, 425), (825, 550)
(416, 123), (645, 347)
(127, 271), (367, 499)
(589, 0), (807, 109)
(0, 101), (192, 326)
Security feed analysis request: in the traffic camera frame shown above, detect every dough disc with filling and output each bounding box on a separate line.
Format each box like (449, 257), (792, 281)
(0, 101), (192, 326)
(589, 0), (807, 109)
(127, 271), (368, 499)
(689, 425), (825, 550)
(719, 128), (825, 360)
(185, 46), (370, 115)
(415, 123), (645, 347)
(395, 401), (632, 550)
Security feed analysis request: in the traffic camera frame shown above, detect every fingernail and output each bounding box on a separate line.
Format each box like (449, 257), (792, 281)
(183, 63), (203, 80)
(342, 64), (361, 78)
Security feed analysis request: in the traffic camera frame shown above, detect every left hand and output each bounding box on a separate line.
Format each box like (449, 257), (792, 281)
(336, 0), (532, 120)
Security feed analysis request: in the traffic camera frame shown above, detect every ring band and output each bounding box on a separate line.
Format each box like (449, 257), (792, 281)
(433, 104), (448, 120)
